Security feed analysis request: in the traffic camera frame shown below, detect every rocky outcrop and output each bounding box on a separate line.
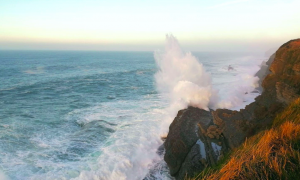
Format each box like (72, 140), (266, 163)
(164, 39), (300, 179)
(164, 107), (230, 179)
(164, 107), (211, 176)
(255, 53), (275, 92)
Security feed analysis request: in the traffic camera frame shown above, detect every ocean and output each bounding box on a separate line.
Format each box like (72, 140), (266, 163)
(0, 45), (266, 179)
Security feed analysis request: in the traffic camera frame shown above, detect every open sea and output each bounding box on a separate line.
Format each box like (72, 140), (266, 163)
(0, 50), (266, 180)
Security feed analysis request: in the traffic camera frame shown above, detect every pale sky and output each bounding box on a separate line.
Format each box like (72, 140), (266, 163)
(0, 0), (299, 51)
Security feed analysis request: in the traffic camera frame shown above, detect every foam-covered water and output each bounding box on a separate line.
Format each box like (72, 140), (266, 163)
(0, 43), (266, 180)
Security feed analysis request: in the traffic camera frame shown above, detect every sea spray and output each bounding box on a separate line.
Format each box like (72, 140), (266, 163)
(155, 35), (261, 135)
(217, 74), (259, 109)
(0, 39), (264, 180)
(71, 100), (166, 180)
(216, 56), (260, 109)
(154, 34), (218, 111)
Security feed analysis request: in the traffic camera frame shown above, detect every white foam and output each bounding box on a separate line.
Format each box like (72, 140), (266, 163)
(71, 37), (264, 180)
(155, 35), (264, 113)
(196, 140), (206, 159)
(0, 170), (9, 180)
(211, 142), (222, 159)
(3, 36), (266, 180)
(214, 56), (263, 110)
(155, 35), (216, 112)
(66, 98), (169, 180)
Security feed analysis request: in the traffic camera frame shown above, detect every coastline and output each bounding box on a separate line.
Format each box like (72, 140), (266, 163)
(163, 39), (300, 179)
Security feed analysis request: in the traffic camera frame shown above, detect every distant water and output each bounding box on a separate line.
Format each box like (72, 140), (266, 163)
(0, 51), (265, 180)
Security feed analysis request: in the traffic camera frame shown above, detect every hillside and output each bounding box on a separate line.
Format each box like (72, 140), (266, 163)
(192, 97), (300, 180)
(163, 39), (300, 179)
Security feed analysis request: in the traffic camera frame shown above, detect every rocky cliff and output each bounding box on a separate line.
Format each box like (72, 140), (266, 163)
(164, 39), (300, 179)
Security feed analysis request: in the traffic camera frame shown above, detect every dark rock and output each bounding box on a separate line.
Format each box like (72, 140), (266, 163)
(164, 107), (212, 176)
(176, 142), (205, 180)
(164, 107), (230, 179)
(164, 39), (300, 179)
(157, 144), (165, 156)
(228, 65), (234, 71)
(211, 109), (250, 149)
(255, 53), (275, 92)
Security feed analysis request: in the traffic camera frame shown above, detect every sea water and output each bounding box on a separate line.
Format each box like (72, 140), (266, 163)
(0, 50), (266, 180)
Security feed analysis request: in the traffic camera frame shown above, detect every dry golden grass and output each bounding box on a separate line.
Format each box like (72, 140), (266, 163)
(272, 98), (300, 126)
(190, 98), (300, 180)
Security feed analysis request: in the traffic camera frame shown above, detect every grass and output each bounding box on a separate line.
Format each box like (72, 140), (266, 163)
(189, 98), (300, 180)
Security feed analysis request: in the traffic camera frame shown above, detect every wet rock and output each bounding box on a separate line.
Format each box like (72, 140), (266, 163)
(164, 107), (212, 176)
(175, 143), (206, 180)
(164, 107), (230, 179)
(164, 39), (300, 179)
(255, 53), (275, 92)
(157, 144), (165, 156)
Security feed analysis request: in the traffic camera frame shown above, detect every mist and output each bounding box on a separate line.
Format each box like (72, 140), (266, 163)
(154, 35), (262, 127)
(0, 37), (291, 53)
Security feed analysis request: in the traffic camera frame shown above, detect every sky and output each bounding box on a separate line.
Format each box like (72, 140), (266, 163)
(0, 0), (299, 52)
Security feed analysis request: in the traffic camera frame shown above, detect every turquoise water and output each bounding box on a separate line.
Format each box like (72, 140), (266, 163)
(0, 51), (160, 179)
(0, 51), (264, 180)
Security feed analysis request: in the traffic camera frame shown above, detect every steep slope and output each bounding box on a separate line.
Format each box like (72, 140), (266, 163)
(164, 39), (300, 179)
(194, 98), (300, 180)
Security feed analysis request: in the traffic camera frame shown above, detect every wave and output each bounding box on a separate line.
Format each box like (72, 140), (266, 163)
(68, 98), (167, 180)
(0, 37), (265, 180)
(155, 35), (262, 112)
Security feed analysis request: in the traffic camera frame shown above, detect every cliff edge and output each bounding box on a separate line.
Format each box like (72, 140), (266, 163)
(164, 39), (300, 179)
